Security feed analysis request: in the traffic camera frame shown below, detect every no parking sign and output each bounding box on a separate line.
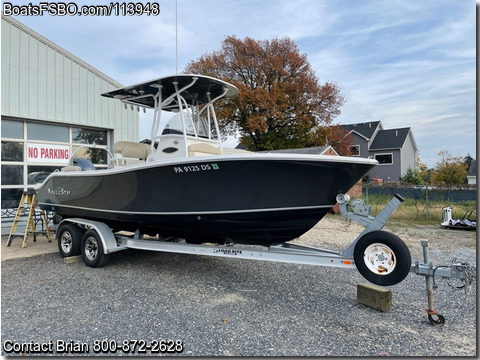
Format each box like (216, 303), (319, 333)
(27, 143), (69, 164)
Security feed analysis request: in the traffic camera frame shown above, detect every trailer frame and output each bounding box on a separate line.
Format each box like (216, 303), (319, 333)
(56, 193), (414, 286)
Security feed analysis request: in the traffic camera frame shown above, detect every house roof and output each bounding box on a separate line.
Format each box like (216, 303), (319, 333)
(264, 146), (338, 156)
(370, 128), (412, 150)
(468, 159), (476, 177)
(340, 121), (382, 140)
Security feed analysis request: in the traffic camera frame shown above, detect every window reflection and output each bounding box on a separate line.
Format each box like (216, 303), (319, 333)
(1, 189), (23, 210)
(72, 127), (107, 145)
(1, 165), (23, 185)
(27, 123), (68, 142)
(72, 146), (108, 165)
(1, 141), (23, 161)
(1, 120), (23, 139)
(28, 165), (61, 185)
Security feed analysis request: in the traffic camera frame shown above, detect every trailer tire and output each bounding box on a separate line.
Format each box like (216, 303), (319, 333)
(81, 230), (110, 268)
(354, 230), (411, 286)
(57, 223), (83, 257)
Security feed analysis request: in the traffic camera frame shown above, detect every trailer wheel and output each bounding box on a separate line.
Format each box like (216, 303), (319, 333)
(57, 223), (83, 257)
(81, 230), (110, 268)
(354, 230), (411, 286)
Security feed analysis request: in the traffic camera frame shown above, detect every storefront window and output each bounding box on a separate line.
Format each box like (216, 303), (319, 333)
(72, 145), (109, 165)
(27, 123), (68, 142)
(1, 165), (23, 185)
(72, 127), (107, 145)
(1, 121), (111, 212)
(1, 141), (24, 161)
(1, 120), (23, 139)
(27, 165), (61, 185)
(1, 189), (24, 210)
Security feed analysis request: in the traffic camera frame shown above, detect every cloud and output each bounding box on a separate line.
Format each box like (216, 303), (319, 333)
(8, 0), (475, 163)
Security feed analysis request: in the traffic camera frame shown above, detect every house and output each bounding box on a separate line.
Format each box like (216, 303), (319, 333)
(235, 144), (339, 156)
(340, 121), (418, 183)
(467, 159), (476, 185)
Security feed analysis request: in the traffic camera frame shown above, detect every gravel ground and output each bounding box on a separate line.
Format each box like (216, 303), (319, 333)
(1, 215), (476, 357)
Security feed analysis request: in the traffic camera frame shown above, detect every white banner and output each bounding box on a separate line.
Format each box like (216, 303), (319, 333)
(27, 143), (70, 164)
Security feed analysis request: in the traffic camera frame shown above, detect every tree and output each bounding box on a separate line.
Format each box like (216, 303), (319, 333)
(415, 157), (432, 184)
(463, 153), (474, 171)
(431, 150), (467, 185)
(184, 36), (347, 151)
(308, 124), (354, 156)
(463, 153), (474, 183)
(399, 167), (424, 185)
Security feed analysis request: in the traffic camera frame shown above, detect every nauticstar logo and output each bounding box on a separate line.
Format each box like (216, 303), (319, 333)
(47, 187), (71, 196)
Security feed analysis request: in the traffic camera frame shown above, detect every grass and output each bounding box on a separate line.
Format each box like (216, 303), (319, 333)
(356, 194), (476, 226)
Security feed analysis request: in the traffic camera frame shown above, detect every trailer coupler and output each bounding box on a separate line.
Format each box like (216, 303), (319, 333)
(410, 239), (476, 326)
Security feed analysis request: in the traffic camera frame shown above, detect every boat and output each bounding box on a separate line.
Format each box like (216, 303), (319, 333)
(35, 74), (378, 247)
(441, 206), (476, 230)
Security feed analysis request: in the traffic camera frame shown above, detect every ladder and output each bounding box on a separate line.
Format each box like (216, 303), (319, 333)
(6, 190), (51, 248)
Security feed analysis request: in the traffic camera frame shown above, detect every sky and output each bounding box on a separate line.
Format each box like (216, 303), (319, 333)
(5, 0), (477, 167)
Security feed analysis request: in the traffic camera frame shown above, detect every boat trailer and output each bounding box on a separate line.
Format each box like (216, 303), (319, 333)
(55, 194), (475, 326)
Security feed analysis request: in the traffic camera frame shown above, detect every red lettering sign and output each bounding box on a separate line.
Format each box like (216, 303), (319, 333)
(27, 143), (70, 164)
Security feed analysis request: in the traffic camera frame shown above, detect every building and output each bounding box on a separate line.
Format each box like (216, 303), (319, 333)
(467, 159), (476, 185)
(340, 121), (418, 183)
(1, 15), (139, 231)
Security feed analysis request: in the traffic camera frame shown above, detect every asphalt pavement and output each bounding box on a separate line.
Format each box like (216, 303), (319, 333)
(1, 236), (476, 357)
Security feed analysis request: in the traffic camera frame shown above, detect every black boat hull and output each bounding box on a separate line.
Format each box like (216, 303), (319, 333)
(36, 155), (376, 246)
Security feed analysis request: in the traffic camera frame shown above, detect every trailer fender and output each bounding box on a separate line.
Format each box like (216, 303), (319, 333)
(59, 218), (126, 254)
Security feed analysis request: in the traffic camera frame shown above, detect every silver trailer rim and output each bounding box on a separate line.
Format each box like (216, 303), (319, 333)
(60, 231), (73, 254)
(363, 242), (396, 275)
(84, 236), (99, 261)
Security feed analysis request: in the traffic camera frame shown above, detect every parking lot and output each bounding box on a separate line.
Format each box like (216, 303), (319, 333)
(1, 219), (476, 357)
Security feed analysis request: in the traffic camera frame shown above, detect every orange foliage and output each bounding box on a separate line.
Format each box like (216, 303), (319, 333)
(185, 36), (346, 151)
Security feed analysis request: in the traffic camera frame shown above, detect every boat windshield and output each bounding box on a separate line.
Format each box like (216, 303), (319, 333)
(162, 108), (218, 139)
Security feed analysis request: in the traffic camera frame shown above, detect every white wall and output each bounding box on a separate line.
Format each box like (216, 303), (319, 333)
(1, 15), (138, 142)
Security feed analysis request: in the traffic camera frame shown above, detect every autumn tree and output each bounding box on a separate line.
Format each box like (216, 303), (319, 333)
(416, 157), (432, 184)
(431, 150), (467, 185)
(308, 124), (354, 156)
(184, 36), (347, 151)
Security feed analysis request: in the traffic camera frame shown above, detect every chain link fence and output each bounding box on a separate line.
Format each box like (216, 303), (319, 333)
(361, 184), (477, 221)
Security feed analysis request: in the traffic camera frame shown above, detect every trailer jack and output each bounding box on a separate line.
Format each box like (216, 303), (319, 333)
(411, 239), (476, 326)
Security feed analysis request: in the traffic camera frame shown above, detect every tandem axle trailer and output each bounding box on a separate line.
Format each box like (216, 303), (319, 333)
(54, 194), (475, 325)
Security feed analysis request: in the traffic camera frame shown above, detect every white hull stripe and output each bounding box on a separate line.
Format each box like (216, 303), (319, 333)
(38, 203), (334, 216)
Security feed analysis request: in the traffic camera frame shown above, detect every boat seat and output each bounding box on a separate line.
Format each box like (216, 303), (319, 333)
(61, 166), (82, 172)
(113, 141), (152, 160)
(188, 143), (221, 157)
